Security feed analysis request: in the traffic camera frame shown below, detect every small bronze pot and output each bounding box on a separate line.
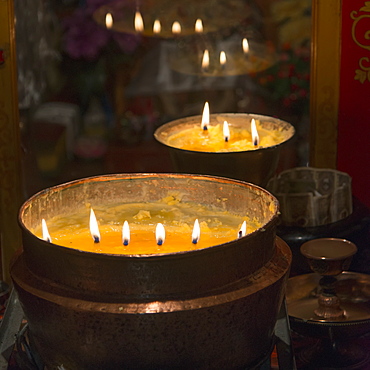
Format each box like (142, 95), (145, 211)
(300, 238), (358, 276)
(154, 114), (295, 187)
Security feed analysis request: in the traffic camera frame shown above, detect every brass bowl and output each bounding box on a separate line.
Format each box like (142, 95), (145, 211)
(154, 113), (295, 187)
(300, 238), (357, 276)
(287, 272), (370, 369)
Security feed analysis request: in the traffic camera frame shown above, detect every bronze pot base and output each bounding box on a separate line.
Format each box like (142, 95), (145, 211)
(12, 238), (291, 370)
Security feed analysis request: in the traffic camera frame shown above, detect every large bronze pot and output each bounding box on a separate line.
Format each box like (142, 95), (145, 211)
(11, 173), (291, 369)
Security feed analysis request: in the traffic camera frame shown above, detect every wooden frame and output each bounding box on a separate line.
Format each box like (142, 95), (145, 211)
(310, 0), (370, 207)
(0, 0), (23, 283)
(310, 0), (342, 168)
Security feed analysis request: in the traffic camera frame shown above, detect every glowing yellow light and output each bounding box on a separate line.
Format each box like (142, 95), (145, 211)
(41, 219), (51, 242)
(201, 102), (210, 130)
(122, 220), (130, 246)
(192, 219), (200, 244)
(220, 51), (227, 67)
(134, 11), (144, 32)
(90, 208), (101, 243)
(251, 119), (259, 147)
(223, 121), (230, 142)
(172, 21), (181, 34)
(195, 19), (203, 33)
(202, 49), (209, 71)
(242, 38), (249, 54)
(105, 13), (113, 29)
(153, 19), (161, 34)
(156, 223), (166, 245)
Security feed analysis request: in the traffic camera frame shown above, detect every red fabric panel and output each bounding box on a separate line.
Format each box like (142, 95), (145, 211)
(338, 0), (370, 207)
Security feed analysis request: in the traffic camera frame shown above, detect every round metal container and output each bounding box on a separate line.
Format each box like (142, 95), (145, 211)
(12, 173), (292, 369)
(277, 197), (370, 276)
(300, 238), (357, 276)
(154, 114), (295, 187)
(287, 272), (370, 369)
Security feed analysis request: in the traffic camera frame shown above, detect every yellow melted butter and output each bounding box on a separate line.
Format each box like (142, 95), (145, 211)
(167, 123), (285, 152)
(34, 196), (262, 255)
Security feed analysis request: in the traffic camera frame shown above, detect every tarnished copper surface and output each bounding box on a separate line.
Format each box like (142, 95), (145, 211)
(300, 238), (357, 276)
(0, 0), (23, 283)
(287, 272), (370, 338)
(287, 271), (370, 369)
(154, 114), (295, 187)
(18, 174), (279, 299)
(12, 238), (291, 370)
(12, 174), (291, 369)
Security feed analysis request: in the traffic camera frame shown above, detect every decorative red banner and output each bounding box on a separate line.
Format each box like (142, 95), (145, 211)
(338, 0), (370, 207)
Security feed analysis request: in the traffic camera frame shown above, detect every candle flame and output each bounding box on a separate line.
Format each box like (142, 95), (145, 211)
(202, 49), (209, 72)
(242, 38), (249, 54)
(220, 51), (227, 67)
(122, 220), (130, 246)
(172, 21), (181, 34)
(201, 102), (210, 130)
(156, 223), (165, 246)
(153, 19), (161, 34)
(195, 18), (203, 33)
(105, 13), (113, 29)
(42, 218), (51, 243)
(238, 220), (247, 238)
(192, 219), (200, 244)
(251, 119), (259, 147)
(134, 11), (144, 33)
(90, 208), (101, 243)
(223, 120), (230, 142)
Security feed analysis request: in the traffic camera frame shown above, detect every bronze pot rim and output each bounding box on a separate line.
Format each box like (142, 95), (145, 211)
(154, 113), (295, 154)
(300, 237), (358, 261)
(17, 173), (280, 298)
(19, 172), (279, 259)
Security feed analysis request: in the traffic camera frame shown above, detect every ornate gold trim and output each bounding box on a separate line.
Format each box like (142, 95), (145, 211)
(351, 3), (370, 51)
(309, 0), (342, 168)
(351, 4), (370, 83)
(355, 57), (370, 83)
(0, 0), (23, 283)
